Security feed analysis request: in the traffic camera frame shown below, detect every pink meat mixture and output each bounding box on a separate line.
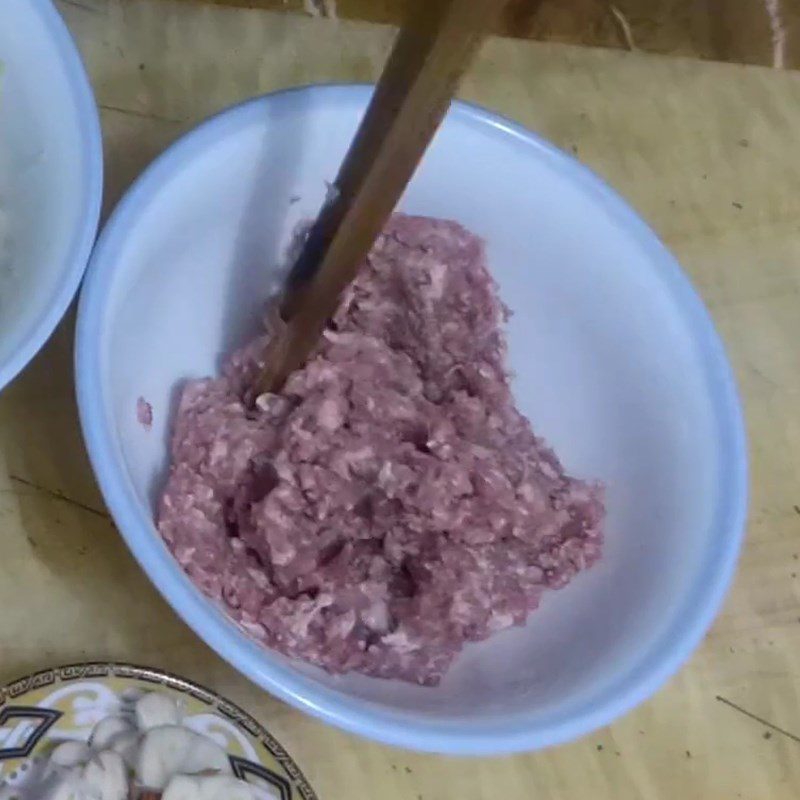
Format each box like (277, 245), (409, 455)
(137, 396), (153, 429)
(158, 214), (604, 685)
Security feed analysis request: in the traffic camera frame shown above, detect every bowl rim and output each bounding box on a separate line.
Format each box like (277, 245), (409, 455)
(75, 83), (748, 755)
(0, 0), (103, 391)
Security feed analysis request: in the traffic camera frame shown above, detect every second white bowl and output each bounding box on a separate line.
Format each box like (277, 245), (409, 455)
(0, 0), (101, 389)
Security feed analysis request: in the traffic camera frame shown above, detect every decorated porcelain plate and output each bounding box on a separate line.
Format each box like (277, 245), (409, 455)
(0, 663), (318, 800)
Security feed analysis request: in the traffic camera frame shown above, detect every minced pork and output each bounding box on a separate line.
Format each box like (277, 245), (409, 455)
(157, 214), (604, 685)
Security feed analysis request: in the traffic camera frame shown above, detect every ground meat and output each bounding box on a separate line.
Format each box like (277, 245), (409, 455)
(157, 214), (604, 686)
(137, 397), (153, 429)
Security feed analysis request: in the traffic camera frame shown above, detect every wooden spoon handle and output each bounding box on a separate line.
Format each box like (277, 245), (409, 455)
(257, 0), (507, 395)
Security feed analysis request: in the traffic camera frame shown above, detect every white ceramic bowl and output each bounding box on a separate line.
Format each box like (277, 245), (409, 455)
(0, 0), (101, 390)
(76, 86), (747, 755)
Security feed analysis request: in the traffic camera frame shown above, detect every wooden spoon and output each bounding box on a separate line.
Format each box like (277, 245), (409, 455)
(255, 0), (507, 396)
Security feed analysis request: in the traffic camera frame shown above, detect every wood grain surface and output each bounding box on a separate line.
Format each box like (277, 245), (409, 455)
(175, 0), (800, 68)
(3, 1), (799, 797)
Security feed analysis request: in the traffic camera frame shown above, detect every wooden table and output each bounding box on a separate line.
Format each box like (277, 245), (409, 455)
(2, 1), (800, 796)
(190, 0), (800, 68)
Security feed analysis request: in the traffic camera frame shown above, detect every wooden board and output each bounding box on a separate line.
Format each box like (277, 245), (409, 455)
(2, 1), (800, 796)
(179, 0), (800, 68)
